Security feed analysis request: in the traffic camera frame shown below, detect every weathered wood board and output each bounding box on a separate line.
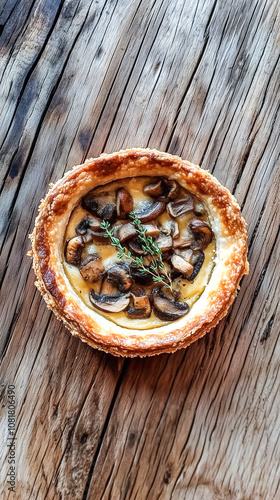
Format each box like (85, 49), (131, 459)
(0, 0), (279, 498)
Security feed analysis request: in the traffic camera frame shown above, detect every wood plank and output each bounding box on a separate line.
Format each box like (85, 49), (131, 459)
(0, 0), (279, 498)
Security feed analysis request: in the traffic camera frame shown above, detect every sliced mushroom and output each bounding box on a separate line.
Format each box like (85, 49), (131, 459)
(167, 196), (194, 218)
(155, 233), (173, 252)
(194, 201), (205, 216)
(83, 232), (93, 243)
(81, 191), (117, 223)
(189, 219), (213, 249)
(107, 263), (132, 292)
(102, 203), (117, 222)
(173, 235), (193, 249)
(100, 277), (118, 295)
(161, 180), (179, 201)
(187, 250), (205, 281)
(89, 290), (130, 313)
(116, 222), (160, 243)
(126, 288), (151, 319)
(90, 231), (110, 245)
(143, 179), (163, 197)
(176, 248), (193, 262)
(115, 223), (137, 243)
(130, 266), (154, 286)
(65, 236), (84, 265)
(143, 179), (179, 201)
(134, 201), (166, 223)
(128, 239), (147, 256)
(171, 255), (193, 278)
(116, 188), (133, 219)
(161, 220), (179, 239)
(79, 254), (105, 282)
(75, 215), (102, 235)
(151, 287), (189, 321)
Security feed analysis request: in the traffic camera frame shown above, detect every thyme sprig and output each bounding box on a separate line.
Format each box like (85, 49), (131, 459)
(129, 212), (174, 291)
(100, 214), (174, 292)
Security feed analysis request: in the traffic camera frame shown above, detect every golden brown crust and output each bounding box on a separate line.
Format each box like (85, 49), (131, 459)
(30, 148), (248, 357)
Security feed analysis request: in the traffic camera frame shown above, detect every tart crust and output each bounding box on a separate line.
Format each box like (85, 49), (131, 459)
(30, 148), (249, 357)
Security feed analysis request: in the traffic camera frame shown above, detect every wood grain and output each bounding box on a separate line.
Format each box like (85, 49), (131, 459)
(0, 0), (279, 498)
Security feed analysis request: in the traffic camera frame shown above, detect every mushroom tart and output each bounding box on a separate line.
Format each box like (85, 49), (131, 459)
(30, 149), (248, 357)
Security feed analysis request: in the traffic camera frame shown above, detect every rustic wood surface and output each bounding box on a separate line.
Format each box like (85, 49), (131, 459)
(0, 0), (279, 498)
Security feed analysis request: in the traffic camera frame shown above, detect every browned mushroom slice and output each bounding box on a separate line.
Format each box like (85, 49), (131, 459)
(167, 196), (194, 218)
(100, 277), (118, 295)
(126, 287), (151, 319)
(79, 254), (105, 283)
(155, 233), (173, 252)
(173, 235), (193, 249)
(102, 203), (117, 222)
(143, 179), (163, 197)
(158, 180), (179, 202)
(134, 201), (166, 223)
(116, 223), (137, 243)
(75, 215), (102, 235)
(65, 236), (84, 265)
(161, 220), (179, 238)
(176, 248), (193, 262)
(143, 179), (179, 201)
(151, 287), (189, 321)
(128, 239), (147, 256)
(107, 263), (132, 292)
(89, 290), (130, 313)
(117, 222), (160, 243)
(90, 231), (110, 245)
(193, 201), (205, 216)
(116, 188), (133, 219)
(81, 191), (117, 223)
(130, 266), (154, 286)
(171, 255), (193, 278)
(187, 250), (205, 281)
(189, 219), (213, 249)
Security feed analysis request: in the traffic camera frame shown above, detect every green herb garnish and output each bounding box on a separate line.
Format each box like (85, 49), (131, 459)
(100, 213), (174, 293)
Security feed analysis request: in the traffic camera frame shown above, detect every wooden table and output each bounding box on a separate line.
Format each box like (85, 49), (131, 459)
(1, 0), (279, 498)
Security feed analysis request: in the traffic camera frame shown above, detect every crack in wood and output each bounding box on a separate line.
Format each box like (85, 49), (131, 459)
(82, 358), (129, 500)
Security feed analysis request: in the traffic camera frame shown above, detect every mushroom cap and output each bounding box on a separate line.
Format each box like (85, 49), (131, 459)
(130, 266), (155, 286)
(79, 254), (105, 283)
(116, 188), (133, 219)
(134, 201), (166, 223)
(171, 254), (193, 278)
(187, 250), (205, 281)
(128, 239), (147, 256)
(143, 178), (179, 201)
(107, 263), (132, 292)
(189, 219), (213, 249)
(162, 220), (179, 239)
(75, 215), (102, 235)
(167, 196), (194, 218)
(155, 233), (173, 252)
(65, 236), (84, 266)
(89, 290), (131, 313)
(126, 289), (151, 319)
(116, 222), (160, 243)
(173, 235), (193, 249)
(90, 231), (110, 245)
(151, 287), (189, 321)
(81, 191), (117, 223)
(100, 277), (118, 295)
(143, 179), (163, 197)
(116, 223), (138, 243)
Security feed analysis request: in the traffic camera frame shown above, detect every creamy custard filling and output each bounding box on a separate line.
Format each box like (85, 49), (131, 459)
(63, 177), (216, 330)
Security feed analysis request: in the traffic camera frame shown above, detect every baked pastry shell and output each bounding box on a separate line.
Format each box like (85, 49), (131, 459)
(30, 149), (248, 357)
